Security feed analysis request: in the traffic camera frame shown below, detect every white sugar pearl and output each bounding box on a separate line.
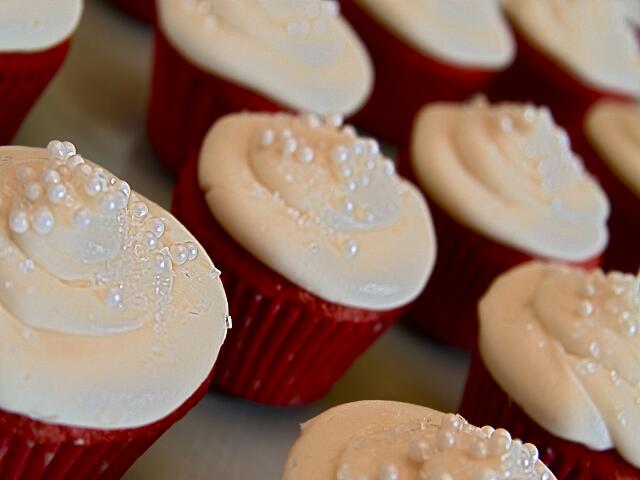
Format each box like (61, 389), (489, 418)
(442, 413), (462, 430)
(523, 105), (536, 123)
(333, 146), (350, 163)
(469, 438), (489, 460)
(24, 183), (43, 201)
(9, 210), (29, 234)
(17, 166), (35, 183)
(105, 288), (124, 309)
(84, 175), (103, 196)
(260, 129), (275, 147)
(384, 160), (395, 176)
(149, 218), (165, 238)
(282, 137), (298, 155)
(74, 163), (92, 179)
(131, 201), (149, 219)
(419, 468), (453, 480)
(436, 428), (456, 450)
(343, 239), (358, 257)
(346, 180), (357, 192)
(298, 146), (314, 163)
(321, 0), (339, 16)
(344, 199), (354, 213)
(67, 154), (84, 168)
(480, 425), (495, 438)
(42, 169), (61, 185)
(367, 139), (380, 156)
(47, 184), (66, 204)
(143, 231), (158, 249)
(171, 244), (189, 265)
(579, 300), (594, 317)
(117, 180), (131, 199)
(62, 141), (76, 158)
(524, 442), (539, 465)
(352, 140), (366, 156)
(46, 140), (65, 160)
(100, 193), (124, 215)
(341, 166), (353, 177)
(499, 116), (513, 132)
(489, 428), (511, 454)
(408, 440), (430, 462)
(185, 241), (198, 261)
(73, 208), (93, 230)
(154, 253), (169, 273)
(379, 464), (398, 480)
(473, 469), (498, 480)
(327, 113), (343, 128)
(342, 125), (356, 137)
(32, 207), (55, 235)
(302, 112), (321, 128)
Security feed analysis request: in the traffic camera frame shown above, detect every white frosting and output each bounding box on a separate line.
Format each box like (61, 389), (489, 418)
(199, 112), (436, 311)
(0, 144), (228, 430)
(283, 400), (556, 480)
(0, 0), (83, 53)
(352, 0), (514, 68)
(586, 101), (640, 198)
(411, 100), (609, 261)
(156, 0), (372, 115)
(480, 262), (640, 468)
(503, 0), (640, 96)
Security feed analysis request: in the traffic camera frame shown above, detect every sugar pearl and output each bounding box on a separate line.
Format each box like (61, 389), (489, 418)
(171, 244), (189, 265)
(105, 288), (124, 309)
(117, 180), (131, 199)
(420, 468), (452, 480)
(346, 180), (357, 192)
(282, 137), (298, 155)
(378, 464), (398, 480)
(154, 253), (169, 274)
(185, 241), (198, 261)
(384, 160), (395, 176)
(67, 154), (84, 168)
(333, 146), (350, 163)
(442, 413), (462, 430)
(143, 231), (158, 249)
(344, 239), (359, 257)
(298, 146), (314, 163)
(46, 140), (66, 160)
(42, 169), (61, 185)
(47, 184), (66, 204)
(408, 440), (430, 462)
(473, 469), (498, 480)
(17, 166), (35, 183)
(352, 140), (366, 156)
(260, 129), (275, 147)
(327, 113), (343, 128)
(149, 218), (165, 238)
(436, 428), (456, 450)
(32, 207), (55, 235)
(73, 207), (93, 230)
(100, 192), (126, 215)
(367, 139), (380, 156)
(131, 201), (149, 219)
(489, 428), (511, 454)
(9, 210), (29, 234)
(24, 183), (43, 201)
(302, 113), (321, 128)
(84, 175), (103, 196)
(524, 442), (539, 465)
(469, 438), (489, 460)
(480, 425), (495, 438)
(62, 141), (76, 158)
(579, 300), (594, 317)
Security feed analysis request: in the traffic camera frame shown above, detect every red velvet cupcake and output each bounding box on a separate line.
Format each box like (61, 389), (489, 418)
(0, 141), (228, 479)
(491, 0), (640, 143)
(575, 101), (640, 273)
(107, 0), (156, 23)
(173, 112), (436, 406)
(400, 98), (608, 350)
(149, 0), (372, 174)
(461, 261), (640, 479)
(340, 0), (515, 144)
(0, 1), (82, 145)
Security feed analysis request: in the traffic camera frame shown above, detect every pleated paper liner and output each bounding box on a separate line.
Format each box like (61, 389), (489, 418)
(107, 0), (156, 24)
(460, 354), (639, 480)
(487, 23), (632, 145)
(572, 129), (640, 273)
(147, 29), (283, 175)
(396, 148), (601, 350)
(0, 41), (70, 146)
(173, 154), (404, 406)
(340, 0), (498, 145)
(0, 368), (214, 480)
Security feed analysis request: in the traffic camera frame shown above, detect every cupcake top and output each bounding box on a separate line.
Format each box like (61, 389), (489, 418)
(283, 400), (557, 480)
(411, 99), (609, 262)
(199, 112), (436, 311)
(0, 0), (83, 52)
(480, 261), (640, 468)
(156, 0), (373, 115)
(585, 100), (640, 197)
(0, 142), (228, 430)
(503, 0), (640, 96)
(352, 0), (514, 69)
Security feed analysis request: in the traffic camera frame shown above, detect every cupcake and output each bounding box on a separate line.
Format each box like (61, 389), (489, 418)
(461, 261), (640, 479)
(108, 0), (156, 23)
(578, 100), (640, 272)
(173, 111), (435, 406)
(283, 400), (557, 480)
(492, 0), (640, 141)
(0, 141), (228, 478)
(340, 0), (515, 144)
(400, 99), (609, 349)
(0, 1), (82, 145)
(149, 0), (373, 174)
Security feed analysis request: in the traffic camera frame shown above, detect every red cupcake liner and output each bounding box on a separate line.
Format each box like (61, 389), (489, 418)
(397, 148), (601, 350)
(0, 41), (70, 146)
(173, 154), (404, 406)
(107, 0), (156, 24)
(487, 23), (633, 144)
(0, 367), (215, 480)
(339, 0), (499, 145)
(460, 354), (639, 479)
(572, 131), (640, 273)
(147, 29), (283, 175)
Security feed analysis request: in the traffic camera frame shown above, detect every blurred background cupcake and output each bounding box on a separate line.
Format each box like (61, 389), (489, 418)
(107, 0), (156, 23)
(400, 98), (609, 349)
(148, 0), (372, 174)
(172, 111), (436, 406)
(340, 0), (514, 144)
(283, 400), (557, 480)
(462, 261), (640, 479)
(0, 0), (82, 145)
(0, 141), (228, 479)
(491, 0), (640, 142)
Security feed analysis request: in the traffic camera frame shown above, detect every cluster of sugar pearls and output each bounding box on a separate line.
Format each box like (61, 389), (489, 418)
(255, 113), (403, 259)
(336, 413), (550, 480)
(182, 0), (340, 34)
(6, 141), (199, 317)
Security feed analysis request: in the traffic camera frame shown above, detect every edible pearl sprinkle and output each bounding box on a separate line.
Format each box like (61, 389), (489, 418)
(9, 210), (29, 234)
(132, 201), (149, 219)
(32, 207), (55, 235)
(73, 207), (93, 230)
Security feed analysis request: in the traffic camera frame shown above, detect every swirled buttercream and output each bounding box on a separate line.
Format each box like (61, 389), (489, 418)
(199, 112), (436, 310)
(283, 400), (557, 480)
(0, 143), (228, 429)
(480, 261), (640, 468)
(503, 0), (640, 96)
(157, 0), (372, 115)
(411, 99), (609, 261)
(352, 0), (514, 68)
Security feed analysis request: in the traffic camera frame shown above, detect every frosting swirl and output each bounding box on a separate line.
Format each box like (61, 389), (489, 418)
(157, 0), (372, 114)
(503, 0), (640, 96)
(283, 400), (556, 480)
(480, 261), (640, 467)
(0, 0), (83, 52)
(199, 112), (436, 310)
(411, 99), (609, 261)
(352, 0), (514, 68)
(0, 143), (228, 429)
